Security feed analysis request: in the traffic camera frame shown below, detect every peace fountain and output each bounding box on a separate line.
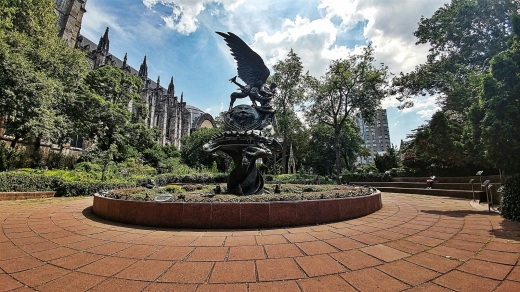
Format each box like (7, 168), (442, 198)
(92, 32), (382, 228)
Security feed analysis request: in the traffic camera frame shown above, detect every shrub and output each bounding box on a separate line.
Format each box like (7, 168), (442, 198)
(45, 151), (77, 170)
(74, 162), (102, 173)
(0, 172), (59, 192)
(55, 181), (137, 197)
(342, 173), (392, 183)
(0, 169), (229, 196)
(500, 175), (520, 222)
(272, 174), (335, 185)
(164, 185), (185, 193)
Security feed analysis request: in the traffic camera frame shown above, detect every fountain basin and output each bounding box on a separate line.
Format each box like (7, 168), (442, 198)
(92, 191), (382, 229)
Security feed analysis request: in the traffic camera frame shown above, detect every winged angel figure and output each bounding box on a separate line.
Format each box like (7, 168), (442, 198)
(216, 32), (277, 111)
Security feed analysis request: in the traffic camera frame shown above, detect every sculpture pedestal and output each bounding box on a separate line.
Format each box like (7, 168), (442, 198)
(217, 145), (265, 196)
(203, 105), (280, 196)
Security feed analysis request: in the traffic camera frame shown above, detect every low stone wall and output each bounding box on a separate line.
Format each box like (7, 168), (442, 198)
(92, 192), (382, 229)
(0, 191), (56, 201)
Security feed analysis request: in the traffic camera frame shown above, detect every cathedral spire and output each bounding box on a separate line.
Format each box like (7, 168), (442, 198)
(122, 53), (128, 68)
(156, 76), (161, 89)
(138, 56), (148, 78)
(180, 92), (184, 103)
(97, 27), (110, 53)
(167, 77), (174, 95)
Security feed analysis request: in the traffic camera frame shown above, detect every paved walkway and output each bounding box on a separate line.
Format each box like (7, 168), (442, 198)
(1, 193), (519, 292)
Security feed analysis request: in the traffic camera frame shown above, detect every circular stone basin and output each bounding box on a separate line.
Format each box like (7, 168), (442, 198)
(92, 191), (382, 229)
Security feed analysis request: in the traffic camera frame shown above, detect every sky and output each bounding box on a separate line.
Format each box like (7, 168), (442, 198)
(80, 0), (450, 147)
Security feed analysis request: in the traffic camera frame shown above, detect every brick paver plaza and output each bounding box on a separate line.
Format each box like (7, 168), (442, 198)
(1, 193), (519, 291)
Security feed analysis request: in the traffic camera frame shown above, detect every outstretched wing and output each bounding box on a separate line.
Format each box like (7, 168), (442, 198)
(216, 31), (270, 86)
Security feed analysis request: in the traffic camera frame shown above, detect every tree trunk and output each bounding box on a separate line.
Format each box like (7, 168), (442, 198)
(32, 136), (42, 168)
(334, 127), (341, 184)
(10, 136), (20, 148)
(342, 152), (350, 171)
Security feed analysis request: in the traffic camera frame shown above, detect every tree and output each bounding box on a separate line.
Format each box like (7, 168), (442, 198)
(306, 123), (336, 175)
(142, 144), (180, 169)
(78, 66), (154, 162)
(213, 111), (227, 128)
(285, 112), (311, 173)
(180, 128), (225, 170)
(306, 121), (364, 175)
(270, 49), (306, 173)
(393, 0), (519, 112)
(374, 145), (400, 173)
(0, 142), (8, 171)
(0, 0), (89, 163)
(468, 14), (520, 174)
(307, 45), (388, 181)
(401, 111), (466, 169)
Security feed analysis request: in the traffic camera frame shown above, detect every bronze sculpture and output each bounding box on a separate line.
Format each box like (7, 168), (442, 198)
(215, 32), (277, 111)
(203, 32), (281, 195)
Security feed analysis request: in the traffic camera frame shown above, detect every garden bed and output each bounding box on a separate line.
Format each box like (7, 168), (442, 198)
(92, 184), (382, 229)
(99, 184), (376, 202)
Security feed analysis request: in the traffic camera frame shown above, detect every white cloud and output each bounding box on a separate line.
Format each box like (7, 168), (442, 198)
(80, 0), (127, 41)
(251, 15), (346, 77)
(319, 0), (450, 75)
(139, 0), (450, 79)
(401, 95), (441, 119)
(416, 107), (441, 118)
(228, 0), (450, 80)
(142, 0), (243, 35)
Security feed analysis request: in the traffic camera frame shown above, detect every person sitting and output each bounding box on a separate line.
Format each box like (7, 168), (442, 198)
(426, 174), (437, 189)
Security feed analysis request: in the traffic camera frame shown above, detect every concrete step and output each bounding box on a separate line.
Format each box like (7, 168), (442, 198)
(351, 182), (487, 191)
(355, 186), (486, 200)
(392, 175), (502, 184)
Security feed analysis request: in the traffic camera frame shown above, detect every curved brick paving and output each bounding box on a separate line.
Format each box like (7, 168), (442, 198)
(1, 193), (519, 292)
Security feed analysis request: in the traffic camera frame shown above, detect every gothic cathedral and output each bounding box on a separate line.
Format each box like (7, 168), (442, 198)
(54, 0), (215, 149)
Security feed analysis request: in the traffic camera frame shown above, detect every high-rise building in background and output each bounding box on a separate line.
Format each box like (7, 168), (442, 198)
(357, 109), (391, 164)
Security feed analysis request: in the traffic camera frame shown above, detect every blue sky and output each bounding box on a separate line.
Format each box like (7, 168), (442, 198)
(80, 0), (449, 147)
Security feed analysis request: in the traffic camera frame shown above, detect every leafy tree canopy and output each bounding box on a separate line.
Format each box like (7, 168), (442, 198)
(0, 0), (89, 150)
(374, 145), (400, 173)
(306, 120), (364, 176)
(270, 49), (306, 173)
(393, 0), (519, 112)
(181, 127), (225, 170)
(306, 45), (388, 180)
(468, 13), (520, 174)
(79, 66), (156, 162)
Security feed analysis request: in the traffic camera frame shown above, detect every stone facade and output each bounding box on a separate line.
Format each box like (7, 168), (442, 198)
(76, 28), (215, 148)
(54, 0), (215, 149)
(54, 0), (87, 48)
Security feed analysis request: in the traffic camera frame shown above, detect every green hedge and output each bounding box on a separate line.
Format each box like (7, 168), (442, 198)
(0, 172), (60, 192)
(0, 172), (228, 197)
(342, 172), (393, 183)
(500, 175), (520, 222)
(271, 174), (335, 185)
(155, 173), (227, 185)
